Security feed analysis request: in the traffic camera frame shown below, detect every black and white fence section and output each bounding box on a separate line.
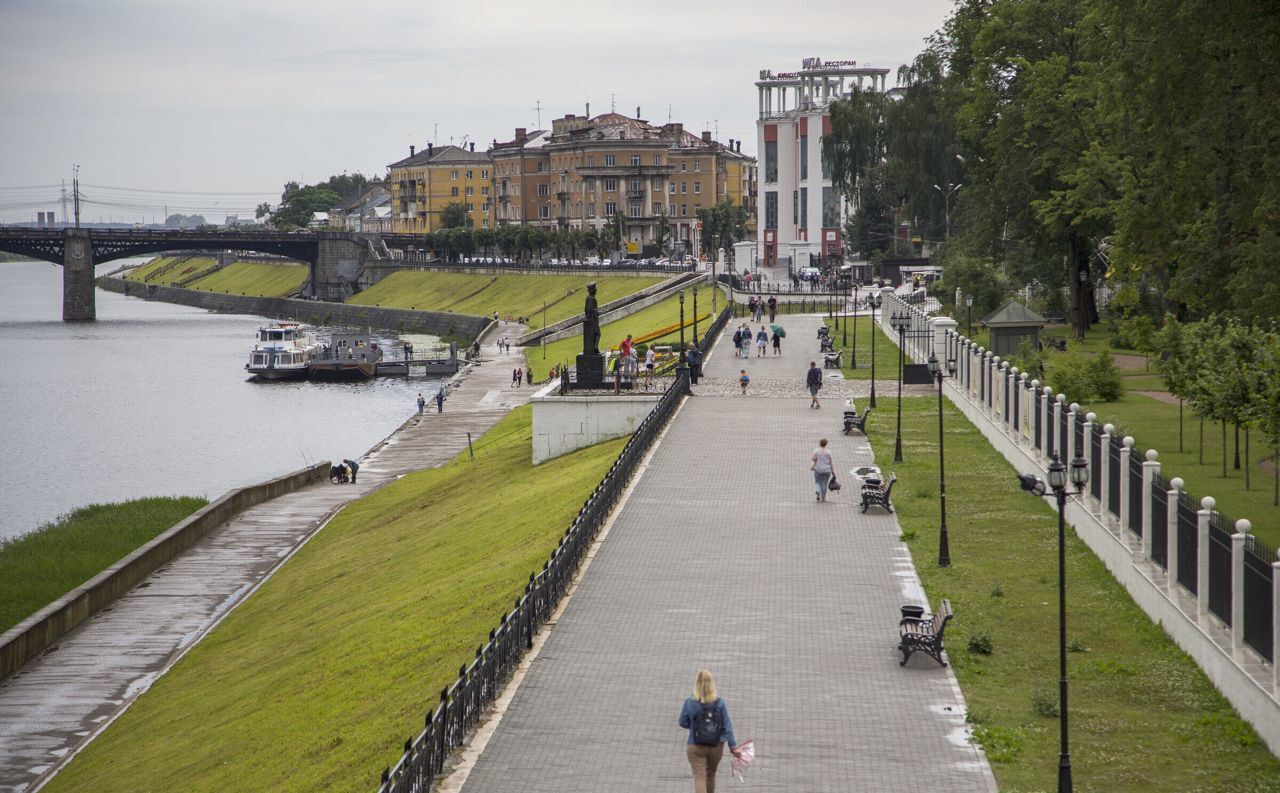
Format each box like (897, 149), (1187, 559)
(873, 287), (1280, 756)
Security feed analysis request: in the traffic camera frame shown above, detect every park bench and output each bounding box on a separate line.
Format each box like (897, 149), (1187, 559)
(823, 351), (843, 369)
(842, 407), (871, 435)
(859, 473), (897, 513)
(898, 599), (953, 667)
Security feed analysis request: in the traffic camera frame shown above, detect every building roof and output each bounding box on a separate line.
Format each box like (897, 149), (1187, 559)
(387, 144), (491, 168)
(981, 301), (1047, 328)
(490, 129), (549, 153)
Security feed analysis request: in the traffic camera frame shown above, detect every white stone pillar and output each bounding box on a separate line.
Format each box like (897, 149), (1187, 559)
(1042, 386), (1055, 462)
(1007, 366), (1019, 434)
(1142, 450), (1160, 561)
(1100, 423), (1114, 522)
(1273, 549), (1280, 693)
(1082, 413), (1096, 494)
(1020, 373), (1032, 443)
(1119, 435), (1135, 535)
(1066, 402), (1080, 465)
(1198, 496), (1214, 617)
(879, 286), (895, 328)
(1231, 519), (1250, 650)
(1167, 477), (1184, 591)
(931, 317), (957, 367)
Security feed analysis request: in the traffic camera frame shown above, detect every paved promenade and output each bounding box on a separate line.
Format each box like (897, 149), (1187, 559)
(0, 323), (534, 792)
(456, 315), (994, 791)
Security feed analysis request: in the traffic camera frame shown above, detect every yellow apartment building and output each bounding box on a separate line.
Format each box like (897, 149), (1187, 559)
(387, 143), (494, 232)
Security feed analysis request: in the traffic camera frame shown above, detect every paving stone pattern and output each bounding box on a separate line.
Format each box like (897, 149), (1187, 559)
(459, 316), (994, 792)
(0, 323), (535, 793)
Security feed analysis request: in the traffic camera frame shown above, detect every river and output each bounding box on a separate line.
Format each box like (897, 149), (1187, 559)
(0, 258), (442, 540)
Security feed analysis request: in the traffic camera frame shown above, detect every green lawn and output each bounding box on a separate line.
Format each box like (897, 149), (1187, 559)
(348, 272), (665, 330)
(531, 291), (711, 374)
(868, 396), (1280, 791)
(0, 497), (208, 634)
(46, 407), (628, 793)
(187, 261), (309, 298)
(123, 256), (216, 284)
(820, 316), (903, 381)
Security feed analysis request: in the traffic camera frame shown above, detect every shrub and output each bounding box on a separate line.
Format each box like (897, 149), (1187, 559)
(1032, 689), (1060, 717)
(1090, 349), (1124, 402)
(968, 633), (994, 655)
(1045, 348), (1097, 402)
(971, 724), (1023, 763)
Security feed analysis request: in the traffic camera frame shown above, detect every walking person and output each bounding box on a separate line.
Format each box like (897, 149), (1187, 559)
(417, 393), (426, 414)
(807, 360), (823, 409)
(644, 346), (656, 390)
(686, 343), (703, 385)
(732, 326), (743, 359)
(435, 388), (444, 413)
(755, 325), (768, 358)
(526, 367), (533, 386)
(678, 669), (741, 793)
(739, 369), (750, 395)
(811, 438), (833, 501)
(343, 458), (360, 484)
(767, 295), (777, 322)
(771, 328), (782, 356)
(512, 367), (522, 387)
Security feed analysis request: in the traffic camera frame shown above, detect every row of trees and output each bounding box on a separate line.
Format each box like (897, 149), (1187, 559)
(1159, 317), (1280, 502)
(825, 0), (1280, 335)
(257, 173), (377, 230)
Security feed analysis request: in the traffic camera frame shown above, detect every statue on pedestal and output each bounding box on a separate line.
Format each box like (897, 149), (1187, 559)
(576, 281), (606, 388)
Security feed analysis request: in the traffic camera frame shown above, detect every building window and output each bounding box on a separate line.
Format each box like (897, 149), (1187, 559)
(681, 161), (687, 172)
(800, 136), (808, 180)
(466, 170), (473, 179)
(653, 154), (662, 165)
(631, 155), (641, 166)
(669, 183), (676, 194)
(604, 178), (617, 192)
(483, 219), (490, 228)
(451, 170), (459, 180)
(681, 204), (688, 216)
(465, 187), (474, 196)
(629, 204), (642, 218)
(681, 182), (687, 194)
(765, 191), (778, 229)
(481, 186), (489, 196)
(694, 161), (701, 172)
(822, 187), (839, 227)
(821, 148), (831, 180)
(466, 203), (474, 212)
(654, 203), (663, 215)
(481, 170), (489, 179)
(764, 141), (777, 182)
(630, 178), (641, 191)
(605, 201), (617, 216)
(587, 155), (595, 166)
(694, 182), (701, 194)
(585, 177), (595, 191)
(800, 187), (808, 227)
(538, 184), (549, 196)
(540, 206), (550, 219)
(538, 162), (548, 173)
(451, 187), (459, 197)
(605, 154), (616, 167)
(793, 190), (799, 225)
(669, 203), (676, 216)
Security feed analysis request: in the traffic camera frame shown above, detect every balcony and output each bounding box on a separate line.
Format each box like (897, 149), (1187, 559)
(577, 164), (675, 177)
(626, 189), (645, 200)
(556, 191), (570, 201)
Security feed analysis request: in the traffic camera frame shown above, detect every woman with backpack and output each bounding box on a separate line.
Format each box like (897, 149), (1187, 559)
(678, 669), (740, 793)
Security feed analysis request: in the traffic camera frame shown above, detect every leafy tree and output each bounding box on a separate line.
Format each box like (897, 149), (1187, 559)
(164, 214), (207, 228)
(254, 203), (272, 220)
(270, 184), (339, 229)
(440, 202), (472, 229)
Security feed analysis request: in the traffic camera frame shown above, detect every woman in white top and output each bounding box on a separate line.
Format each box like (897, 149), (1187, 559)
(811, 438), (834, 502)
(644, 346), (657, 390)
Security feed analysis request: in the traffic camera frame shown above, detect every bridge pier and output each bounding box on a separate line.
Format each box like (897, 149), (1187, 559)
(313, 234), (369, 300)
(62, 229), (95, 321)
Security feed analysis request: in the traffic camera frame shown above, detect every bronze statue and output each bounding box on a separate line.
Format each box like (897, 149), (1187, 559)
(583, 282), (601, 356)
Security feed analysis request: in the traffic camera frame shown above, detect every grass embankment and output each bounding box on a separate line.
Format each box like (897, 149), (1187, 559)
(187, 261), (308, 298)
(0, 497), (208, 634)
(532, 291), (710, 374)
(47, 406), (628, 793)
(348, 271), (665, 329)
(866, 395), (1280, 791)
(123, 255), (215, 284)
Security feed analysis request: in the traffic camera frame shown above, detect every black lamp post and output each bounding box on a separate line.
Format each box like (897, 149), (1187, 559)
(929, 353), (955, 567)
(869, 293), (881, 407)
(849, 282), (859, 363)
(890, 310), (909, 463)
(1018, 452), (1089, 793)
(678, 290), (690, 392)
(965, 293), (974, 338)
(692, 286), (699, 346)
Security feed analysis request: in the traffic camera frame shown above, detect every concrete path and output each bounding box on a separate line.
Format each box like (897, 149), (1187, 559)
(0, 323), (534, 792)
(456, 315), (995, 791)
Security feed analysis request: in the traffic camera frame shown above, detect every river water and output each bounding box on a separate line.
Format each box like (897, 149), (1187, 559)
(0, 258), (442, 540)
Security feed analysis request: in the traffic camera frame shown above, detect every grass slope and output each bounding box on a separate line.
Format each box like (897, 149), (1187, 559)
(46, 407), (627, 793)
(866, 395), (1280, 791)
(532, 291), (709, 373)
(123, 256), (215, 284)
(348, 272), (664, 329)
(0, 497), (208, 634)
(187, 262), (308, 298)
(820, 315), (901, 380)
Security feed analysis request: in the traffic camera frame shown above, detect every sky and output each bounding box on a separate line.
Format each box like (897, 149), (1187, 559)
(0, 0), (957, 224)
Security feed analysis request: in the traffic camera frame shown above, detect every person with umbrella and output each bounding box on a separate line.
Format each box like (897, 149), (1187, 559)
(770, 323), (785, 356)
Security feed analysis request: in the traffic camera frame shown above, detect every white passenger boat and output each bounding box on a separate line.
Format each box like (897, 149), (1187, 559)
(245, 322), (320, 380)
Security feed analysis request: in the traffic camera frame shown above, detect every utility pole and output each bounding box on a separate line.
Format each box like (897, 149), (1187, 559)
(60, 181), (68, 227)
(531, 99), (543, 128)
(73, 164), (81, 228)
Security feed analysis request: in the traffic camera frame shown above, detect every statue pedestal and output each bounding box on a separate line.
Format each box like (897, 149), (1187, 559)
(575, 353), (606, 388)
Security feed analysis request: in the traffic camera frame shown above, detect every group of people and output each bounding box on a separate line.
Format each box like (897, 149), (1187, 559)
(328, 458), (360, 484)
(496, 337), (513, 354)
(744, 294), (777, 323)
(512, 366), (533, 387)
(416, 389), (445, 414)
(732, 324), (781, 358)
(608, 334), (660, 392)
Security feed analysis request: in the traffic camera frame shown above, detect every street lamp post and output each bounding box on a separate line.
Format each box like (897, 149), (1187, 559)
(965, 293), (974, 338)
(851, 282), (860, 368)
(933, 182), (963, 242)
(928, 353), (954, 567)
(891, 310), (910, 463)
(693, 286), (699, 346)
(870, 293), (881, 408)
(1018, 453), (1089, 793)
(678, 290), (690, 392)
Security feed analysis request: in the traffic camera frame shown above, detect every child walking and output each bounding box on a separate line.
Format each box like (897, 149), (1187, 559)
(739, 369), (750, 395)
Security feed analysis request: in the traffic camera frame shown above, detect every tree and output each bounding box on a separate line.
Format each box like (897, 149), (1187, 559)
(164, 214), (206, 228)
(270, 184), (339, 229)
(254, 202), (272, 220)
(1155, 316), (1194, 452)
(440, 202), (472, 229)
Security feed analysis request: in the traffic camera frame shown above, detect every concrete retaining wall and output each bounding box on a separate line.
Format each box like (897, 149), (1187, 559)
(530, 382), (661, 464)
(97, 277), (490, 340)
(0, 462), (330, 680)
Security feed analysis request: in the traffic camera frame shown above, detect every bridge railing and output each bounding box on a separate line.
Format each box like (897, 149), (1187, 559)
(383, 252), (696, 274)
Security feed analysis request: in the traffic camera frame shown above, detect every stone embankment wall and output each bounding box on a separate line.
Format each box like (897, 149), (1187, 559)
(98, 276), (490, 340)
(0, 463), (331, 680)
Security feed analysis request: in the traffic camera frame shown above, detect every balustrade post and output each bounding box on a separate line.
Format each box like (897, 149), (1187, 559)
(1231, 519), (1250, 651)
(1042, 387), (1055, 463)
(1198, 497), (1214, 617)
(1273, 549), (1280, 693)
(991, 357), (1002, 419)
(1167, 478), (1183, 592)
(985, 351), (995, 412)
(1100, 423), (1114, 521)
(1007, 366), (1019, 434)
(1019, 373), (1031, 443)
(1066, 402), (1079, 464)
(976, 347), (986, 403)
(1119, 436), (1136, 535)
(1082, 411), (1097, 504)
(1142, 450), (1160, 561)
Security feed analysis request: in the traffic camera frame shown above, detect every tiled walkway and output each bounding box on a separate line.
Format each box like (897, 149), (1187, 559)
(457, 316), (995, 791)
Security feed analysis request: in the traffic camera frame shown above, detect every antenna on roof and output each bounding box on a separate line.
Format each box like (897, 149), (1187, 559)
(610, 93), (617, 113)
(714, 119), (719, 139)
(532, 99), (543, 128)
(668, 104), (672, 123)
(433, 123), (438, 144)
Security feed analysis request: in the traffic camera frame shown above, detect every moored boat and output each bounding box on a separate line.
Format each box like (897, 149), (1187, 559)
(308, 334), (382, 380)
(245, 322), (320, 380)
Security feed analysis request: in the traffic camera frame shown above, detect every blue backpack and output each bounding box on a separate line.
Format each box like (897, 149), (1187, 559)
(692, 699), (722, 746)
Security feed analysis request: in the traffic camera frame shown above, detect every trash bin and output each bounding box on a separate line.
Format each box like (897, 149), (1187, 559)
(900, 604), (925, 621)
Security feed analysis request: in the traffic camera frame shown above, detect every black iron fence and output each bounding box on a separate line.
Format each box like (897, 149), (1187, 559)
(1176, 490), (1199, 595)
(375, 348), (702, 793)
(1128, 451), (1145, 538)
(1207, 511), (1233, 627)
(1150, 473), (1169, 569)
(1244, 534), (1276, 663)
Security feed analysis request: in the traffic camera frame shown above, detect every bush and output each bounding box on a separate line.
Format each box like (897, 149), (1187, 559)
(1090, 349), (1124, 402)
(1044, 349), (1097, 402)
(968, 633), (994, 655)
(1032, 689), (1060, 717)
(1109, 315), (1157, 352)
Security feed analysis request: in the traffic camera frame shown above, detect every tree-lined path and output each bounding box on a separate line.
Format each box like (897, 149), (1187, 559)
(453, 315), (994, 791)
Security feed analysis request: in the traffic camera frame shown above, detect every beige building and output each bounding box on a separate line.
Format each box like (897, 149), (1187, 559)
(387, 143), (494, 233)
(489, 110), (756, 254)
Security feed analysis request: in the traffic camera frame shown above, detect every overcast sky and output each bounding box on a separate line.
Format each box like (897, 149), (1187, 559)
(0, 0), (956, 224)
